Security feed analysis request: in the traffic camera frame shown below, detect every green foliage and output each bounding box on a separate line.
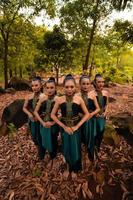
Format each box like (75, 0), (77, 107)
(113, 20), (133, 43)
(35, 26), (73, 82)
(32, 167), (42, 177)
(7, 123), (17, 139)
(0, 0), (133, 84)
(111, 0), (133, 10)
(0, 0), (56, 88)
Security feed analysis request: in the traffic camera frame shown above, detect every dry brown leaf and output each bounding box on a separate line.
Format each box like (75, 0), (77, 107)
(82, 188), (86, 199)
(115, 169), (123, 174)
(96, 170), (105, 185)
(35, 183), (44, 193)
(40, 192), (46, 200)
(49, 194), (56, 200)
(120, 182), (128, 192)
(92, 172), (97, 181)
(96, 185), (100, 194)
(99, 186), (104, 197)
(75, 183), (82, 193)
(9, 191), (15, 200)
(82, 182), (93, 199)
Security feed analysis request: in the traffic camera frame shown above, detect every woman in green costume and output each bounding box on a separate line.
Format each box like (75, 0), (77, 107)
(34, 77), (59, 168)
(92, 74), (109, 152)
(51, 74), (90, 180)
(78, 75), (100, 161)
(23, 77), (45, 160)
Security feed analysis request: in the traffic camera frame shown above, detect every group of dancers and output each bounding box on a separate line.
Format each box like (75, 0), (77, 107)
(23, 74), (108, 179)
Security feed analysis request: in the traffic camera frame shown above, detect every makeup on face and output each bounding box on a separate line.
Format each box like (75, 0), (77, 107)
(80, 78), (90, 92)
(45, 82), (56, 96)
(96, 77), (104, 90)
(64, 79), (76, 96)
(31, 80), (41, 93)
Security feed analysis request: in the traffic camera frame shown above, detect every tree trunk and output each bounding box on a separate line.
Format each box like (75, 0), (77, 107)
(55, 66), (59, 85)
(83, 0), (100, 71)
(9, 69), (13, 78)
(4, 39), (9, 89)
(89, 64), (93, 78)
(14, 67), (17, 77)
(19, 66), (22, 78)
(89, 45), (96, 77)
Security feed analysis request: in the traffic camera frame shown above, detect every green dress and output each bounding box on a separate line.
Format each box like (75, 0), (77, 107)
(81, 93), (97, 161)
(39, 98), (59, 159)
(60, 100), (82, 172)
(28, 94), (45, 159)
(95, 92), (107, 151)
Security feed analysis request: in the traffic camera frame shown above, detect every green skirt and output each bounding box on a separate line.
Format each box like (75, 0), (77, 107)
(29, 120), (45, 159)
(81, 117), (97, 160)
(29, 120), (40, 145)
(61, 129), (81, 167)
(95, 117), (106, 151)
(40, 124), (59, 154)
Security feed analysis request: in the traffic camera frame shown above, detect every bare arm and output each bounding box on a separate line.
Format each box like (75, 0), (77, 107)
(91, 96), (100, 117)
(34, 98), (46, 126)
(103, 91), (109, 117)
(23, 98), (33, 119)
(51, 98), (73, 134)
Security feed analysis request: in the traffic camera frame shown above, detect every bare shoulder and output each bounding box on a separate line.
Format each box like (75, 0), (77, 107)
(54, 95), (60, 102)
(89, 90), (96, 97)
(75, 92), (81, 97)
(74, 95), (83, 103)
(54, 96), (64, 104)
(103, 89), (109, 96)
(25, 93), (33, 101)
(39, 93), (46, 99)
(39, 94), (47, 103)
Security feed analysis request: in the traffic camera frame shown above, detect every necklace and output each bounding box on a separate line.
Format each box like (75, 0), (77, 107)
(66, 94), (74, 119)
(32, 92), (41, 109)
(81, 91), (88, 106)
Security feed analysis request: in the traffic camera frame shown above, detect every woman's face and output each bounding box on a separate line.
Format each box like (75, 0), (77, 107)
(95, 77), (104, 90)
(31, 80), (41, 93)
(45, 82), (56, 96)
(64, 80), (76, 96)
(80, 78), (90, 92)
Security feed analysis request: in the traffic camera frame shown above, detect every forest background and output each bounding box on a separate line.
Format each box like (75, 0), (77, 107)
(0, 0), (133, 88)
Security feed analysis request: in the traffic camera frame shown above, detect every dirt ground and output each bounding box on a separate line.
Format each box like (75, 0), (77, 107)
(0, 84), (133, 200)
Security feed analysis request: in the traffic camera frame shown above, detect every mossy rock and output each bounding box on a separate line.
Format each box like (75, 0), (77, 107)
(1, 99), (28, 128)
(0, 87), (6, 94)
(8, 77), (31, 91)
(104, 124), (120, 145)
(110, 112), (133, 145)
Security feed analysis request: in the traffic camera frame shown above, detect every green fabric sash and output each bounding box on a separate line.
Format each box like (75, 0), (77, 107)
(61, 129), (81, 165)
(43, 96), (54, 122)
(81, 117), (97, 160)
(40, 124), (59, 153)
(61, 95), (81, 165)
(32, 92), (40, 110)
(66, 95), (73, 120)
(96, 90), (104, 115)
(29, 120), (46, 159)
(95, 116), (106, 151)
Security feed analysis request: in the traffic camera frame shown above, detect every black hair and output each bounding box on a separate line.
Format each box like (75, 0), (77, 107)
(32, 76), (41, 82)
(93, 74), (103, 88)
(79, 74), (90, 84)
(46, 77), (56, 85)
(95, 74), (102, 79)
(45, 77), (57, 95)
(63, 74), (76, 85)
